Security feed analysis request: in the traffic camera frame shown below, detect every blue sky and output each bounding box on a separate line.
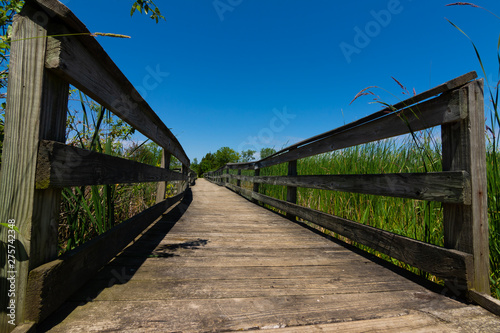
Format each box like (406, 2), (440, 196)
(64, 0), (500, 162)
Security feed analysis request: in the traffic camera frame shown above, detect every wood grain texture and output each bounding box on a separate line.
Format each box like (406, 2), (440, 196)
(0, 6), (67, 330)
(468, 290), (500, 316)
(229, 171), (471, 204)
(256, 89), (462, 169)
(39, 179), (500, 333)
(25, 192), (185, 324)
(35, 141), (185, 188)
(44, 31), (189, 167)
(155, 150), (171, 203)
(442, 80), (490, 293)
(224, 183), (473, 282)
(227, 72), (476, 170)
(286, 160), (297, 220)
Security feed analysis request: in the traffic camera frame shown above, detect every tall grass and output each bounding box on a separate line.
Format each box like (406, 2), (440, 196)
(445, 2), (500, 299)
(59, 90), (164, 253)
(256, 129), (498, 294)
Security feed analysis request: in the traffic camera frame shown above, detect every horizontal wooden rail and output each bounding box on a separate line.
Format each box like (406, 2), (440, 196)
(25, 191), (186, 323)
(0, 1), (195, 330)
(226, 171), (471, 204)
(207, 74), (490, 304)
(225, 183), (473, 282)
(35, 140), (186, 189)
(227, 72), (475, 171)
(41, 15), (189, 167)
(252, 71), (477, 165)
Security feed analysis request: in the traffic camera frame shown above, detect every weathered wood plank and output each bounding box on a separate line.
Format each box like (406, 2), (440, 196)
(39, 179), (500, 332)
(224, 184), (473, 282)
(468, 290), (500, 316)
(33, 0), (190, 168)
(41, 292), (468, 333)
(442, 80), (490, 293)
(35, 140), (185, 188)
(227, 72), (477, 170)
(0, 5), (69, 330)
(44, 30), (189, 167)
(257, 89), (463, 169)
(25, 192), (185, 323)
(156, 150), (171, 203)
(286, 160), (297, 220)
(229, 171), (471, 204)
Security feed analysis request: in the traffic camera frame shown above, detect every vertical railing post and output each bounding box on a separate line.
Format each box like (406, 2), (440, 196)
(441, 79), (489, 295)
(253, 168), (260, 204)
(286, 160), (298, 221)
(236, 169), (241, 188)
(156, 150), (171, 203)
(224, 167), (229, 186)
(0, 5), (69, 330)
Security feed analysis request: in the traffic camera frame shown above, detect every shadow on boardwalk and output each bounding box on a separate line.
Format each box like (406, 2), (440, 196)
(38, 190), (194, 332)
(38, 180), (500, 332)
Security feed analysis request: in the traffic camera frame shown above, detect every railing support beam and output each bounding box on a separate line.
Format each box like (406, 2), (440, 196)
(0, 5), (68, 330)
(286, 160), (298, 221)
(441, 80), (490, 294)
(156, 150), (172, 203)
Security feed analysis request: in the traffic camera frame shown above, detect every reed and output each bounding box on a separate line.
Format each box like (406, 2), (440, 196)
(59, 90), (161, 253)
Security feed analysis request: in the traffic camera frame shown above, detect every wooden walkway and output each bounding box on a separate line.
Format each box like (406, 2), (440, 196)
(39, 179), (500, 332)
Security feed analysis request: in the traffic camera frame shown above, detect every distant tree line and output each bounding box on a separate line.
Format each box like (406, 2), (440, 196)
(191, 147), (277, 177)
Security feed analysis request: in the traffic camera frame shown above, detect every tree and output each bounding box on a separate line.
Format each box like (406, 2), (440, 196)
(130, 0), (165, 23)
(0, 1), (165, 167)
(195, 147), (240, 177)
(240, 149), (256, 162)
(215, 147), (240, 167)
(198, 152), (217, 176)
(260, 147), (276, 159)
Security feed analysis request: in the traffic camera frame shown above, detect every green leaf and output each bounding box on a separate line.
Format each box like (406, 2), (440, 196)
(0, 223), (20, 233)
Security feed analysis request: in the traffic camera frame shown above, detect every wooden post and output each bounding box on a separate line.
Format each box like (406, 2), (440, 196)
(0, 6), (69, 331)
(236, 169), (241, 188)
(441, 80), (489, 294)
(253, 168), (260, 204)
(156, 150), (171, 203)
(286, 160), (298, 221)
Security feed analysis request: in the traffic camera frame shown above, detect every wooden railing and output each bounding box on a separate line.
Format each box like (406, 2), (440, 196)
(206, 72), (492, 304)
(0, 0), (195, 331)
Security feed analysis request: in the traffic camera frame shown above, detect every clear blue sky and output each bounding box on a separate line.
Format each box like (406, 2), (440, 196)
(64, 0), (500, 162)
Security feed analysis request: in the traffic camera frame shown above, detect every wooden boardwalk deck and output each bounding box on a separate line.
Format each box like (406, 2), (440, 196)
(38, 179), (500, 332)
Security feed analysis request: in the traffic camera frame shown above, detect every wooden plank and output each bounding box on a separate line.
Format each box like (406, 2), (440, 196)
(44, 30), (189, 167)
(253, 168), (260, 204)
(257, 89), (463, 169)
(35, 140), (185, 188)
(25, 192), (185, 323)
(441, 80), (490, 293)
(468, 290), (500, 316)
(227, 72), (477, 170)
(0, 6), (69, 330)
(286, 160), (297, 220)
(41, 292), (469, 333)
(231, 171), (471, 204)
(257, 311), (481, 333)
(156, 150), (171, 203)
(38, 179), (500, 332)
(238, 189), (473, 281)
(236, 169), (241, 188)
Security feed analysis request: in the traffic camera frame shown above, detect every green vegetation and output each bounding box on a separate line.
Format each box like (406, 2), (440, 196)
(0, 0), (165, 166)
(445, 1), (500, 299)
(250, 130), (499, 298)
(60, 90), (164, 252)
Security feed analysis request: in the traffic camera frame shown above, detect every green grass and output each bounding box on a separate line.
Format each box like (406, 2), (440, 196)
(254, 131), (500, 297)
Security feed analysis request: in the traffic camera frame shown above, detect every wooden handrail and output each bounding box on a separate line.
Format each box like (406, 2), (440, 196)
(0, 1), (197, 331)
(206, 74), (489, 302)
